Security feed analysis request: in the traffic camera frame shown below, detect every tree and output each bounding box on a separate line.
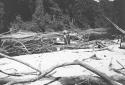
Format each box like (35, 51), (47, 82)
(0, 1), (6, 33)
(0, 0), (119, 33)
(114, 0), (125, 30)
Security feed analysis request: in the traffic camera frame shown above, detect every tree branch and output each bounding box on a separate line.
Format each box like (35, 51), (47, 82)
(116, 60), (125, 69)
(0, 70), (21, 76)
(5, 60), (122, 85)
(0, 53), (41, 75)
(10, 39), (31, 54)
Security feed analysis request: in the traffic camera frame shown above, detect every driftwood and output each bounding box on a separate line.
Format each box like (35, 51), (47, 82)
(1, 37), (56, 56)
(0, 31), (124, 85)
(0, 31), (62, 56)
(5, 60), (122, 85)
(0, 53), (121, 85)
(0, 53), (41, 75)
(0, 30), (116, 56)
(116, 60), (125, 69)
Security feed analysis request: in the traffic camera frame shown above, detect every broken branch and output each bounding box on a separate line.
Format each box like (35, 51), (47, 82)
(5, 60), (122, 85)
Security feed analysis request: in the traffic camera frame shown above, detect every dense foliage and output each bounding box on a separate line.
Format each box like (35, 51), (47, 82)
(0, 0), (121, 33)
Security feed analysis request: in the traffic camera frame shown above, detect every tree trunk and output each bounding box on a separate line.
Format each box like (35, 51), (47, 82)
(0, 2), (5, 33)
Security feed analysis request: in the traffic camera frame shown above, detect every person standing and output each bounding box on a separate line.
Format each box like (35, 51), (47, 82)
(63, 30), (70, 45)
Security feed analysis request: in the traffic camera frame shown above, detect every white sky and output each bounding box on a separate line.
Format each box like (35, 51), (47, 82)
(94, 0), (115, 2)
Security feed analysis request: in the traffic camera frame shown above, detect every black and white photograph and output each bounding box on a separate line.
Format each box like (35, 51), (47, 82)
(0, 0), (124, 85)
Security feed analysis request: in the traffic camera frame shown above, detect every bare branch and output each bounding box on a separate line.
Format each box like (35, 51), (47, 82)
(111, 68), (125, 76)
(5, 60), (122, 85)
(0, 70), (21, 76)
(116, 60), (125, 69)
(10, 39), (31, 54)
(0, 53), (41, 75)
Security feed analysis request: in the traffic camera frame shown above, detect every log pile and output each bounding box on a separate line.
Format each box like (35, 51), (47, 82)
(0, 31), (62, 56)
(0, 31), (124, 85)
(0, 31), (118, 56)
(1, 37), (58, 56)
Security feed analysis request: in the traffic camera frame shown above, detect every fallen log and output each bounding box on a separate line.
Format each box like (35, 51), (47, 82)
(0, 51), (124, 85)
(0, 56), (121, 85)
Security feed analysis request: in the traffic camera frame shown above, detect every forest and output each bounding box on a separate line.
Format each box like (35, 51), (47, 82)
(0, 0), (122, 33)
(0, 0), (125, 85)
